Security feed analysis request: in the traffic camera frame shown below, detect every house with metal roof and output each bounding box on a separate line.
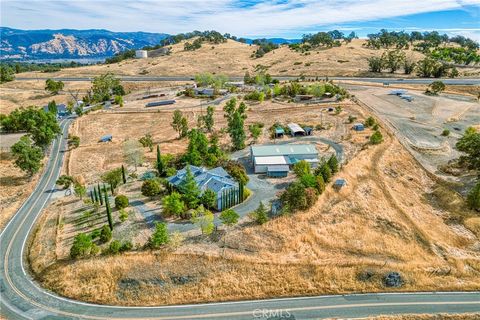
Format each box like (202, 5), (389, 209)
(250, 144), (319, 174)
(167, 165), (239, 210)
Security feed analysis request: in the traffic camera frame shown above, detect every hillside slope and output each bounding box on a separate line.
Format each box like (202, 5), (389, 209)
(14, 38), (480, 78)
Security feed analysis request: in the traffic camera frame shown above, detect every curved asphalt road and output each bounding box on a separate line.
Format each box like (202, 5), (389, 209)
(1, 119), (480, 319)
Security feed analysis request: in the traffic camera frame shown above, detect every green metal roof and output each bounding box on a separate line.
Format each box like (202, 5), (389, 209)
(251, 144), (318, 157)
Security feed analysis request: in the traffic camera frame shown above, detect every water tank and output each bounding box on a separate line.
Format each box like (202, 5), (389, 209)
(135, 50), (148, 59)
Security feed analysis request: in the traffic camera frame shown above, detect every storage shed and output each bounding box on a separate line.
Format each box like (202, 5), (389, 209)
(135, 50), (148, 58)
(334, 178), (347, 190)
(287, 123), (306, 137)
(353, 123), (365, 131)
(274, 127), (285, 138)
(303, 127), (313, 136)
(100, 134), (112, 142)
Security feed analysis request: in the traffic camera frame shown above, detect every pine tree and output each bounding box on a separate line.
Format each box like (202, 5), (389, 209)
(180, 166), (200, 209)
(98, 184), (103, 205)
(121, 165), (127, 184)
(94, 187), (99, 203)
(156, 145), (164, 176)
(327, 154), (339, 174)
(105, 191), (113, 230)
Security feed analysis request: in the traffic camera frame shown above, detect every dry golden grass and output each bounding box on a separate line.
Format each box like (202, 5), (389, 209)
(371, 314), (480, 320)
(35, 127), (480, 306)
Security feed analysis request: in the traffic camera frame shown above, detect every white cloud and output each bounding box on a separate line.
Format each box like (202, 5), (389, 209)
(1, 0), (479, 37)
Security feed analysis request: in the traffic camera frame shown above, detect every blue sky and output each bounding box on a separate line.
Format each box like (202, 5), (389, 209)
(1, 0), (479, 40)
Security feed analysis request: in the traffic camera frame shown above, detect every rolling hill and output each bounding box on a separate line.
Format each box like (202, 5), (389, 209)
(0, 27), (169, 60)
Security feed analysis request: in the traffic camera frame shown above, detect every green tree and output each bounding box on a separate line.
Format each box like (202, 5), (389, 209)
(203, 106), (215, 132)
(105, 191), (113, 230)
(47, 100), (58, 114)
(114, 95), (124, 107)
(121, 165), (127, 183)
(10, 136), (43, 176)
(190, 206), (215, 235)
(249, 124), (262, 143)
(327, 154), (339, 174)
(68, 135), (80, 149)
(364, 116), (376, 127)
(101, 168), (123, 193)
(156, 145), (164, 176)
(370, 130), (384, 144)
(180, 166), (201, 209)
(0, 65), (15, 83)
(172, 109), (188, 138)
(280, 181), (309, 213)
(427, 81), (446, 95)
(382, 50), (406, 73)
(467, 182), (480, 211)
(162, 192), (185, 217)
(56, 175), (74, 189)
(70, 233), (93, 258)
(99, 224), (112, 243)
(115, 195), (129, 209)
(456, 127), (480, 170)
(300, 173), (318, 190)
(149, 222), (169, 248)
(45, 79), (64, 95)
(249, 202), (268, 224)
(219, 209), (239, 227)
(316, 174), (326, 194)
(183, 129), (209, 166)
(201, 189), (217, 209)
(293, 160), (311, 177)
(139, 133), (154, 151)
(367, 56), (383, 73)
(74, 182), (87, 199)
(223, 98), (247, 150)
(141, 179), (161, 197)
(316, 162), (332, 183)
(91, 73), (124, 102)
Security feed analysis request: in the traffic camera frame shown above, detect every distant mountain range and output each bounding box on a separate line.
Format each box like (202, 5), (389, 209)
(0, 27), (302, 61)
(0, 27), (169, 60)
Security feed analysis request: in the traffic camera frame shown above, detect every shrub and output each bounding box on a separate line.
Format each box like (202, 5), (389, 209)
(441, 129), (450, 136)
(364, 116), (376, 127)
(70, 233), (93, 258)
(141, 179), (161, 197)
(163, 192), (185, 217)
(249, 202), (269, 224)
(109, 240), (122, 254)
(370, 130), (384, 144)
(121, 240), (133, 252)
(99, 225), (112, 243)
(467, 182), (480, 211)
(119, 209), (129, 222)
(149, 222), (169, 248)
(114, 195), (129, 209)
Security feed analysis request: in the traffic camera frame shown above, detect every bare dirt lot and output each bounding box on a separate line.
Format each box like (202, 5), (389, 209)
(346, 85), (480, 182)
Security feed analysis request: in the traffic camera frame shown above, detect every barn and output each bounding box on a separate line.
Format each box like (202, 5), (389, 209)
(250, 144), (319, 174)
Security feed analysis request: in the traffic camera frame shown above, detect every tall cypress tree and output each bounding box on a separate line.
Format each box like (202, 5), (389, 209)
(103, 184), (108, 196)
(89, 190), (94, 203)
(110, 184), (114, 195)
(93, 187), (99, 203)
(121, 165), (127, 184)
(98, 184), (103, 205)
(156, 145), (164, 176)
(105, 191), (113, 231)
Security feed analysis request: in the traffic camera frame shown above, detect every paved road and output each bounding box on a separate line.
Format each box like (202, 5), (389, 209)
(14, 75), (480, 85)
(1, 119), (480, 319)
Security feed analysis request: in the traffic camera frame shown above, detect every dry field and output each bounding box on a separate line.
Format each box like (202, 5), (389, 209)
(64, 96), (357, 184)
(16, 39), (480, 79)
(371, 314), (480, 320)
(31, 120), (480, 305)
